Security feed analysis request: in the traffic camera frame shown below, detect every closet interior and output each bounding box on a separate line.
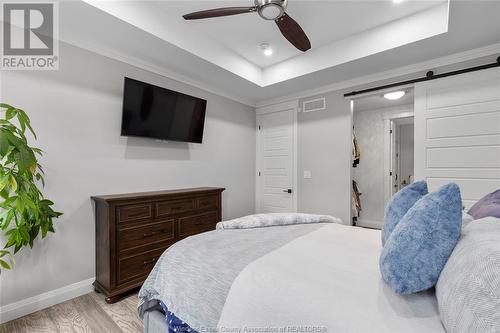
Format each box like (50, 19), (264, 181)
(351, 89), (415, 228)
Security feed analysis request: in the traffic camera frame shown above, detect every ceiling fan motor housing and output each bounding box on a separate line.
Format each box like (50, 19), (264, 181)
(255, 0), (288, 20)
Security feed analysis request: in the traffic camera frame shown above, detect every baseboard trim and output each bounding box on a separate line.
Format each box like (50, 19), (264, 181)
(357, 219), (383, 229)
(0, 277), (94, 324)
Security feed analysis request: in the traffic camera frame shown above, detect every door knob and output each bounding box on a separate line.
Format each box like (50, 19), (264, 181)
(282, 189), (293, 194)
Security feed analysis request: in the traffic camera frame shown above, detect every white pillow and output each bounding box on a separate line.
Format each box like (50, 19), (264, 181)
(436, 217), (500, 332)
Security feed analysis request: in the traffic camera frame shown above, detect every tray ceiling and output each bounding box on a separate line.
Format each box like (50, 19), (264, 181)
(57, 1), (500, 105)
(157, 0), (444, 68)
(83, 0), (450, 86)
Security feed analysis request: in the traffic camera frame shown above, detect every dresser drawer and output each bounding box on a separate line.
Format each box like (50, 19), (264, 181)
(156, 199), (196, 217)
(117, 204), (152, 223)
(117, 247), (166, 285)
(197, 195), (218, 210)
(118, 220), (175, 252)
(178, 211), (218, 238)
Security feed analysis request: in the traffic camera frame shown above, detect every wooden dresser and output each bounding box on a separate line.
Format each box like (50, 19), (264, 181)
(91, 187), (225, 303)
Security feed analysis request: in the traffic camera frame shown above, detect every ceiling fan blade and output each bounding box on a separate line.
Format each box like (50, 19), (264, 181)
(183, 7), (256, 20)
(275, 13), (311, 52)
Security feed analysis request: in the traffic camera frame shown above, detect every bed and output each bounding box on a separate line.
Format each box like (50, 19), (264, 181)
(138, 221), (444, 333)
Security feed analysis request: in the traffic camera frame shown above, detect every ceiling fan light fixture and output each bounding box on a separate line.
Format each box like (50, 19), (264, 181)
(259, 4), (283, 20)
(255, 0), (287, 20)
(182, 0), (311, 52)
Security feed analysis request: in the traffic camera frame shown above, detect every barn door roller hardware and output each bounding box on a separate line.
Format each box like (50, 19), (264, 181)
(344, 56), (500, 98)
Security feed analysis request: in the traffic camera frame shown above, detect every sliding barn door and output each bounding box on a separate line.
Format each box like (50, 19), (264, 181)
(414, 67), (500, 209)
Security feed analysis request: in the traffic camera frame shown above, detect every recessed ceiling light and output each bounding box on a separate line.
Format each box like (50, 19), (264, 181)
(260, 43), (273, 56)
(393, 0), (405, 3)
(384, 91), (406, 100)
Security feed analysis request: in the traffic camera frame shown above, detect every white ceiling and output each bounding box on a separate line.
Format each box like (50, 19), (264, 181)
(156, 0), (444, 68)
(82, 0), (450, 86)
(56, 0), (500, 105)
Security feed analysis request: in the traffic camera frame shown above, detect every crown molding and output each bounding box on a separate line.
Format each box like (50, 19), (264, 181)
(57, 39), (257, 107)
(256, 42), (500, 108)
(55, 36), (500, 110)
(256, 100), (299, 115)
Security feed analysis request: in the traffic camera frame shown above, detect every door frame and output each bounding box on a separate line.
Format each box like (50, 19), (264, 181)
(255, 100), (299, 213)
(383, 108), (414, 205)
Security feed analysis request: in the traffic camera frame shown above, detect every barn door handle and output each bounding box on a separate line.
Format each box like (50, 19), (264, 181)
(282, 189), (293, 194)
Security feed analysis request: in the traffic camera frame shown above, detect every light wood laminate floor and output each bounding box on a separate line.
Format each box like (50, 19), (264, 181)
(0, 292), (143, 333)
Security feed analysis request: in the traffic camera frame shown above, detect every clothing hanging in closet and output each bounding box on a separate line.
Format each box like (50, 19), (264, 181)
(352, 180), (362, 218)
(352, 130), (361, 167)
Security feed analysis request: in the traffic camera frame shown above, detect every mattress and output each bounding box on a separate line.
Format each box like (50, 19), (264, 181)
(141, 223), (444, 333)
(143, 309), (168, 333)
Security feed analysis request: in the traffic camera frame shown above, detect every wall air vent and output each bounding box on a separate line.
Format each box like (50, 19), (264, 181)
(302, 97), (326, 113)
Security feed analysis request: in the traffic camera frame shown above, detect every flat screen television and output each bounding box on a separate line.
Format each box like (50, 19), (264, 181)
(121, 77), (207, 143)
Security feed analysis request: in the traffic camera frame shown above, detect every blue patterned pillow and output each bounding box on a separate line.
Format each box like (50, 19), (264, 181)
(379, 183), (462, 294)
(382, 180), (428, 245)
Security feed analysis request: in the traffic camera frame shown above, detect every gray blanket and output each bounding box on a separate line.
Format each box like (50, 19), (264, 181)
(138, 223), (326, 331)
(216, 213), (341, 230)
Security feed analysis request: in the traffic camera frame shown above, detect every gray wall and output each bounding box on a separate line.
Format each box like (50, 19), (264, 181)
(0, 42), (256, 307)
(297, 91), (352, 224)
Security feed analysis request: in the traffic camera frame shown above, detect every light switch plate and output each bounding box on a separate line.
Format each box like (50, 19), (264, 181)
(303, 170), (312, 179)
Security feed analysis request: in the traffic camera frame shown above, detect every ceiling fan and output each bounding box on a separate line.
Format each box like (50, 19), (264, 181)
(183, 0), (311, 52)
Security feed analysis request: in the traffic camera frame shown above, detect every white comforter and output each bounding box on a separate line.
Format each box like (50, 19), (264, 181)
(218, 223), (444, 333)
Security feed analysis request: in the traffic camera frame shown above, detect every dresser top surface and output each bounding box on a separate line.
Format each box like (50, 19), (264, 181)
(91, 187), (225, 202)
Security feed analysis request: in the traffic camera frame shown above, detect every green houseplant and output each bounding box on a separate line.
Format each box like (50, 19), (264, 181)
(0, 103), (62, 270)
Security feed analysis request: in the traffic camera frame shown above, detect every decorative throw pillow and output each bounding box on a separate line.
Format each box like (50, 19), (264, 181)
(381, 180), (428, 246)
(380, 183), (462, 294)
(436, 217), (500, 332)
(468, 189), (500, 219)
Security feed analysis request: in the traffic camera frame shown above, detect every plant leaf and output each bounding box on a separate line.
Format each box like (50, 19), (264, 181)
(0, 259), (11, 269)
(5, 107), (17, 120)
(0, 102), (62, 267)
(0, 175), (9, 193)
(0, 129), (10, 156)
(9, 175), (17, 192)
(0, 103), (13, 109)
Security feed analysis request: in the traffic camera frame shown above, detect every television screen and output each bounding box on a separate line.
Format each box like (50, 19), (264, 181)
(121, 77), (207, 143)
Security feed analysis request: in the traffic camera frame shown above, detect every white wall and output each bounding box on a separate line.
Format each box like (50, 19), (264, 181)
(0, 42), (256, 311)
(352, 105), (413, 227)
(297, 92), (352, 224)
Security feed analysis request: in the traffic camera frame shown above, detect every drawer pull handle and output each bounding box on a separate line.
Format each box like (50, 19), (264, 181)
(128, 210), (147, 217)
(143, 229), (167, 238)
(143, 258), (157, 265)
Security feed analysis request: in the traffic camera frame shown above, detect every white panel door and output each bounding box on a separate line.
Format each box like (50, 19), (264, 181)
(257, 108), (296, 213)
(415, 67), (500, 209)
